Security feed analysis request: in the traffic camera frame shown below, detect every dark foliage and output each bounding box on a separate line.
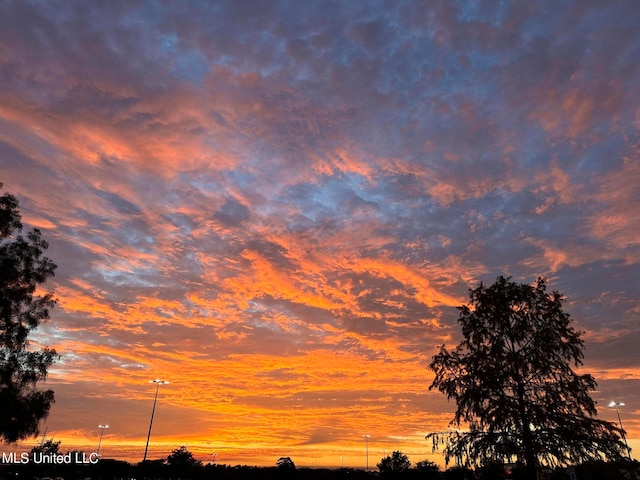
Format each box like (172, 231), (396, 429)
(167, 445), (203, 474)
(0, 183), (59, 443)
(378, 450), (411, 476)
(415, 459), (441, 480)
(476, 462), (508, 479)
(5, 453), (638, 480)
(277, 456), (296, 470)
(30, 438), (61, 455)
(443, 465), (476, 480)
(428, 276), (627, 478)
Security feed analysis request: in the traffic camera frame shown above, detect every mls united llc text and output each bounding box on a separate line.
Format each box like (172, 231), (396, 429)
(1, 451), (100, 465)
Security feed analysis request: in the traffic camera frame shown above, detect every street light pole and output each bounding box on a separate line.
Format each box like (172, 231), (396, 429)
(143, 379), (169, 462)
(97, 424), (109, 456)
(609, 401), (632, 460)
(363, 434), (370, 472)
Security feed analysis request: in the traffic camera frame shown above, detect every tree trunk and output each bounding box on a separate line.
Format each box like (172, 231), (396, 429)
(517, 381), (538, 480)
(524, 458), (538, 480)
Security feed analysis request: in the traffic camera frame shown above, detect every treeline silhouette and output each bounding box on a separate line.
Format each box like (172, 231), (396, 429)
(2, 454), (639, 480)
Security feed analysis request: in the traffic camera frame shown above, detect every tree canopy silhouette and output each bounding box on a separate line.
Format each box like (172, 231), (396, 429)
(0, 183), (58, 443)
(276, 456), (296, 470)
(166, 445), (203, 471)
(428, 276), (628, 479)
(377, 450), (411, 476)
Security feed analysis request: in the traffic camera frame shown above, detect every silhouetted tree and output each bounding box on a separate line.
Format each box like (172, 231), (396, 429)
(443, 465), (475, 480)
(0, 183), (59, 443)
(276, 456), (296, 470)
(167, 445), (203, 472)
(476, 462), (508, 479)
(415, 459), (441, 479)
(378, 450), (411, 476)
(30, 438), (61, 454)
(428, 276), (628, 480)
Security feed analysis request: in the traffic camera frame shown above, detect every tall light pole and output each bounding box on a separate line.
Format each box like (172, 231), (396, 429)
(609, 401), (632, 459)
(143, 379), (169, 462)
(363, 434), (370, 472)
(97, 424), (109, 456)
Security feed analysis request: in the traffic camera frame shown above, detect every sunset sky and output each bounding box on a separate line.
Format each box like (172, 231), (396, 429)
(1, 0), (639, 469)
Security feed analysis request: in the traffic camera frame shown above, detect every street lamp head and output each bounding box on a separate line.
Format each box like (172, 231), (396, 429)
(98, 424), (109, 429)
(609, 401), (625, 408)
(149, 379), (169, 385)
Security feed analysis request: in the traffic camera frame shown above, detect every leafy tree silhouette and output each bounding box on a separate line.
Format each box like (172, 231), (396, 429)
(415, 459), (441, 479)
(428, 276), (628, 480)
(377, 450), (411, 477)
(1, 183), (59, 443)
(276, 456), (297, 479)
(276, 456), (296, 470)
(30, 438), (61, 455)
(166, 445), (203, 475)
